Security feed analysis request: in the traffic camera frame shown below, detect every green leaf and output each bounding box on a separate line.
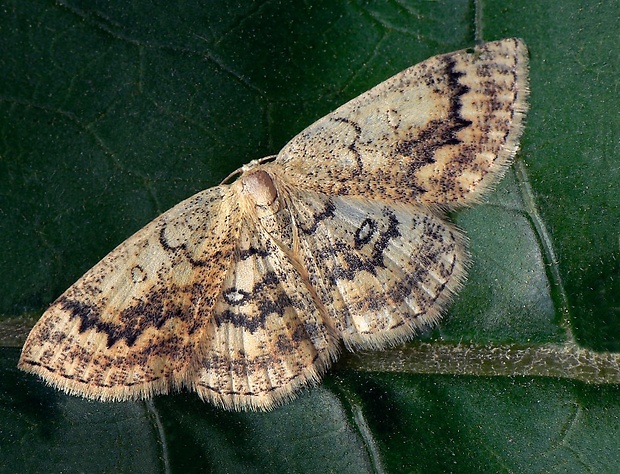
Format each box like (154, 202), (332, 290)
(1, 1), (618, 472)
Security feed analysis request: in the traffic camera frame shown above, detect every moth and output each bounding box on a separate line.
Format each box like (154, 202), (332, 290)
(19, 38), (529, 410)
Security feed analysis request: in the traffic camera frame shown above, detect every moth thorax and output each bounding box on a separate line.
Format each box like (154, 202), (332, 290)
(241, 170), (279, 209)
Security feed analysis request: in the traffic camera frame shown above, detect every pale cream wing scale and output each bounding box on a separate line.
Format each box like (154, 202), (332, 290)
(18, 186), (242, 401)
(277, 182), (467, 350)
(276, 38), (529, 207)
(192, 216), (339, 410)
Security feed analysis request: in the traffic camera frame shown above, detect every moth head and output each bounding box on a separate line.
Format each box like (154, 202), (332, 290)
(239, 169), (281, 216)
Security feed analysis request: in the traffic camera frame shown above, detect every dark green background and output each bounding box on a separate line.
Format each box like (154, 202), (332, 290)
(1, 1), (618, 472)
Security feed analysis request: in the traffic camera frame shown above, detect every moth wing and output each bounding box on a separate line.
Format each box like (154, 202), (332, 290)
(18, 186), (241, 401)
(276, 38), (529, 207)
(191, 217), (339, 411)
(286, 187), (467, 350)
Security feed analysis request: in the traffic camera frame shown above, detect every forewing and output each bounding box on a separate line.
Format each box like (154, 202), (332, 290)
(286, 187), (467, 350)
(192, 218), (339, 410)
(276, 38), (529, 207)
(18, 186), (241, 401)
